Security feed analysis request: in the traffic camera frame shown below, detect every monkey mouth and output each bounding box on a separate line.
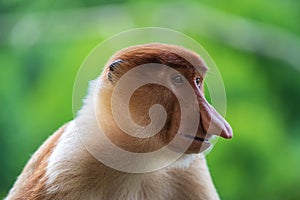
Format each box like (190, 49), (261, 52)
(183, 134), (210, 143)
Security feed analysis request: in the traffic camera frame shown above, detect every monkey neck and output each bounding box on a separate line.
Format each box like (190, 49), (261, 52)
(43, 113), (219, 199)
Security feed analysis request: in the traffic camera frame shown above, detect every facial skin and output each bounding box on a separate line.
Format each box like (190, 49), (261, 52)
(97, 43), (232, 154)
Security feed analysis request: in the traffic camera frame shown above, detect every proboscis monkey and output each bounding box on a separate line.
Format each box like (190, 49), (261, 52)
(6, 43), (232, 200)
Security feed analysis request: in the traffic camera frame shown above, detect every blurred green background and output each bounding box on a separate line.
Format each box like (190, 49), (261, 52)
(1, 0), (300, 199)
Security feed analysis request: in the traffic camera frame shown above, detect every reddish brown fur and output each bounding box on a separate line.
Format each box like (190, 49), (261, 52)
(6, 125), (67, 200)
(98, 43), (210, 153)
(102, 43), (207, 84)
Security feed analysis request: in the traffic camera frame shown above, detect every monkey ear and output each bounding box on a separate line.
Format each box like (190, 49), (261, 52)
(108, 59), (124, 82)
(109, 59), (124, 71)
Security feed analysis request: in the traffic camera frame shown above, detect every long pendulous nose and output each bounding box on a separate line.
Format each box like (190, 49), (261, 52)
(196, 86), (233, 139)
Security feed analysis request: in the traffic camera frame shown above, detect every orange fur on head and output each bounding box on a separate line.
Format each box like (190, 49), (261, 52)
(97, 43), (232, 154)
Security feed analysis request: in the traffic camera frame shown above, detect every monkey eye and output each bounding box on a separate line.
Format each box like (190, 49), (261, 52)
(171, 74), (185, 85)
(195, 77), (201, 85)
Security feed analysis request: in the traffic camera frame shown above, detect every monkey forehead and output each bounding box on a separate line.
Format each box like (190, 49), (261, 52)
(106, 43), (208, 75)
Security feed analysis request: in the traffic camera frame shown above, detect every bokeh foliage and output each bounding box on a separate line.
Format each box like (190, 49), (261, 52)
(1, 0), (300, 199)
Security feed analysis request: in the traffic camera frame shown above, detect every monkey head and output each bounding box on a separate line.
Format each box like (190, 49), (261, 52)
(95, 43), (232, 154)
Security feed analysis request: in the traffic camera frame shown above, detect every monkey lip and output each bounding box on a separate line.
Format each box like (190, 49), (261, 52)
(183, 134), (210, 143)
